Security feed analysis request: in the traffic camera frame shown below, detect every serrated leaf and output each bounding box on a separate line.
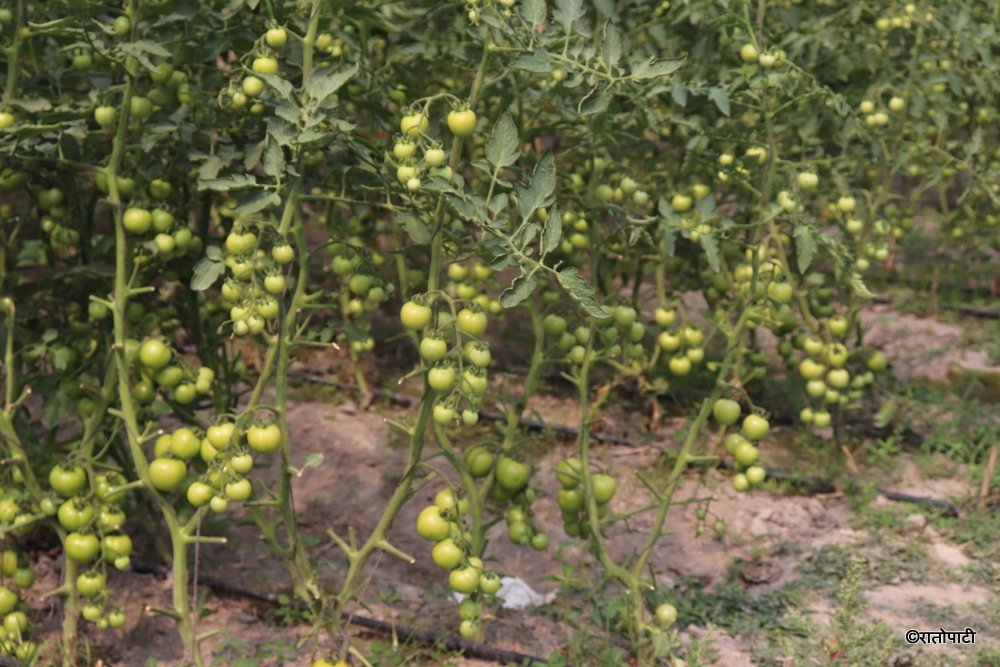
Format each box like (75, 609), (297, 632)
(629, 57), (684, 80)
(263, 140), (285, 178)
(557, 267), (609, 319)
(395, 212), (431, 245)
(511, 51), (553, 73)
(602, 23), (622, 67)
(700, 234), (720, 272)
(708, 86), (731, 116)
(553, 0), (585, 33)
(254, 72), (295, 104)
(234, 190), (281, 214)
(489, 193), (509, 216)
(198, 174), (257, 191)
(243, 139), (266, 171)
(794, 225), (817, 273)
(541, 203), (561, 255)
(521, 0), (547, 27)
(342, 322), (369, 342)
(191, 258), (224, 291)
(486, 113), (519, 168)
(205, 245), (223, 261)
(305, 64), (357, 102)
(8, 98), (52, 113)
(671, 82), (687, 107)
(849, 273), (874, 299)
(499, 273), (538, 308)
(302, 452), (324, 469)
(580, 88), (611, 115)
(517, 152), (556, 221)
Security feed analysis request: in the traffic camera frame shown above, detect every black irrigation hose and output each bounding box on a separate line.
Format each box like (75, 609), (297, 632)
(129, 562), (546, 666)
(289, 372), (960, 516)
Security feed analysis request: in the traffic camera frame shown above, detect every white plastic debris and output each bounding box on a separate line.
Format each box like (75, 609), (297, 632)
(452, 576), (555, 609)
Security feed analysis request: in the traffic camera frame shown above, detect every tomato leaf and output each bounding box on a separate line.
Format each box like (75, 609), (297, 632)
(521, 0), (547, 28)
(197, 174), (257, 191)
(708, 86), (731, 116)
(190, 258), (224, 291)
(499, 272), (538, 309)
(553, 0), (585, 34)
(794, 225), (817, 273)
(395, 212), (431, 245)
(541, 203), (561, 255)
(849, 273), (874, 299)
(512, 51), (553, 73)
(700, 234), (720, 272)
(602, 23), (622, 68)
(557, 267), (609, 319)
(516, 152), (556, 222)
(630, 57), (684, 81)
(305, 65), (357, 103)
(486, 113), (520, 168)
(234, 191), (281, 214)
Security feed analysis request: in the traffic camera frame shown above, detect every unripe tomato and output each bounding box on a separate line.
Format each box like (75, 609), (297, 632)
(812, 410), (832, 428)
(431, 538), (463, 570)
(671, 193), (693, 212)
(95, 105), (118, 128)
(712, 399), (741, 426)
(456, 308), (487, 337)
(265, 28), (287, 48)
(138, 338), (172, 369)
(427, 366), (456, 392)
(745, 465), (766, 485)
(0, 587), (17, 615)
(556, 488), (585, 512)
(148, 457), (186, 492)
(400, 112), (429, 137)
(592, 473), (617, 504)
(49, 464), (87, 497)
(739, 43), (759, 63)
(416, 506), (450, 541)
(732, 473), (750, 492)
(76, 572), (106, 597)
(0, 112), (14, 130)
(496, 457), (529, 491)
(733, 441), (760, 466)
(655, 602), (677, 627)
(424, 147), (446, 166)
(742, 414), (770, 441)
(112, 15), (131, 36)
(186, 482), (213, 507)
(228, 454), (254, 475)
(272, 243), (294, 264)
(400, 301), (432, 330)
(449, 566), (480, 594)
(542, 314), (567, 338)
(465, 446), (494, 478)
(170, 428), (200, 460)
(669, 356), (691, 376)
(130, 96), (153, 120)
(796, 172), (819, 190)
(247, 423), (281, 454)
(58, 500), (95, 531)
(556, 457), (582, 488)
(252, 57), (279, 75)
(65, 533), (100, 564)
(225, 479), (252, 502)
(123, 208), (152, 234)
(866, 351), (887, 372)
(447, 109), (477, 137)
(206, 422), (235, 449)
(242, 76), (264, 97)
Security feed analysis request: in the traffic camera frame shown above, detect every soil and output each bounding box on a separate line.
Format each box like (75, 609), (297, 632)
(19, 304), (1000, 667)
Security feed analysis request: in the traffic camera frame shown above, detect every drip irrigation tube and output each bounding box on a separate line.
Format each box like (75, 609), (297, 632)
(129, 562), (546, 666)
(871, 295), (1000, 320)
(289, 371), (961, 516)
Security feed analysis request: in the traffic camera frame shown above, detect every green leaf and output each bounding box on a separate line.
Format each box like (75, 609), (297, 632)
(234, 191), (281, 214)
(671, 82), (688, 107)
(708, 86), (731, 116)
(486, 113), (520, 168)
(557, 267), (609, 319)
(191, 258), (224, 291)
(794, 225), (817, 273)
(302, 452), (324, 469)
(849, 273), (874, 299)
(305, 64), (357, 102)
(511, 51), (553, 73)
(499, 273), (538, 309)
(541, 204), (561, 255)
(263, 140), (286, 178)
(205, 245), (223, 261)
(517, 152), (556, 222)
(553, 0), (585, 34)
(254, 72), (295, 104)
(395, 212), (431, 245)
(700, 234), (720, 272)
(198, 174), (257, 191)
(342, 322), (369, 342)
(602, 23), (623, 67)
(580, 88), (612, 115)
(629, 57), (684, 80)
(521, 0), (547, 28)
(8, 98), (52, 113)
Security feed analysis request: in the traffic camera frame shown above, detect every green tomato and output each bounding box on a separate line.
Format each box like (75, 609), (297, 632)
(64, 533), (100, 564)
(49, 464), (87, 498)
(712, 399), (741, 426)
(741, 414), (770, 441)
(247, 423), (281, 454)
(592, 473), (617, 504)
(431, 539), (463, 570)
(496, 457), (529, 491)
(655, 603), (677, 627)
(456, 308), (487, 337)
(416, 506), (451, 542)
(447, 109), (477, 137)
(400, 301), (432, 330)
(148, 457), (186, 492)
